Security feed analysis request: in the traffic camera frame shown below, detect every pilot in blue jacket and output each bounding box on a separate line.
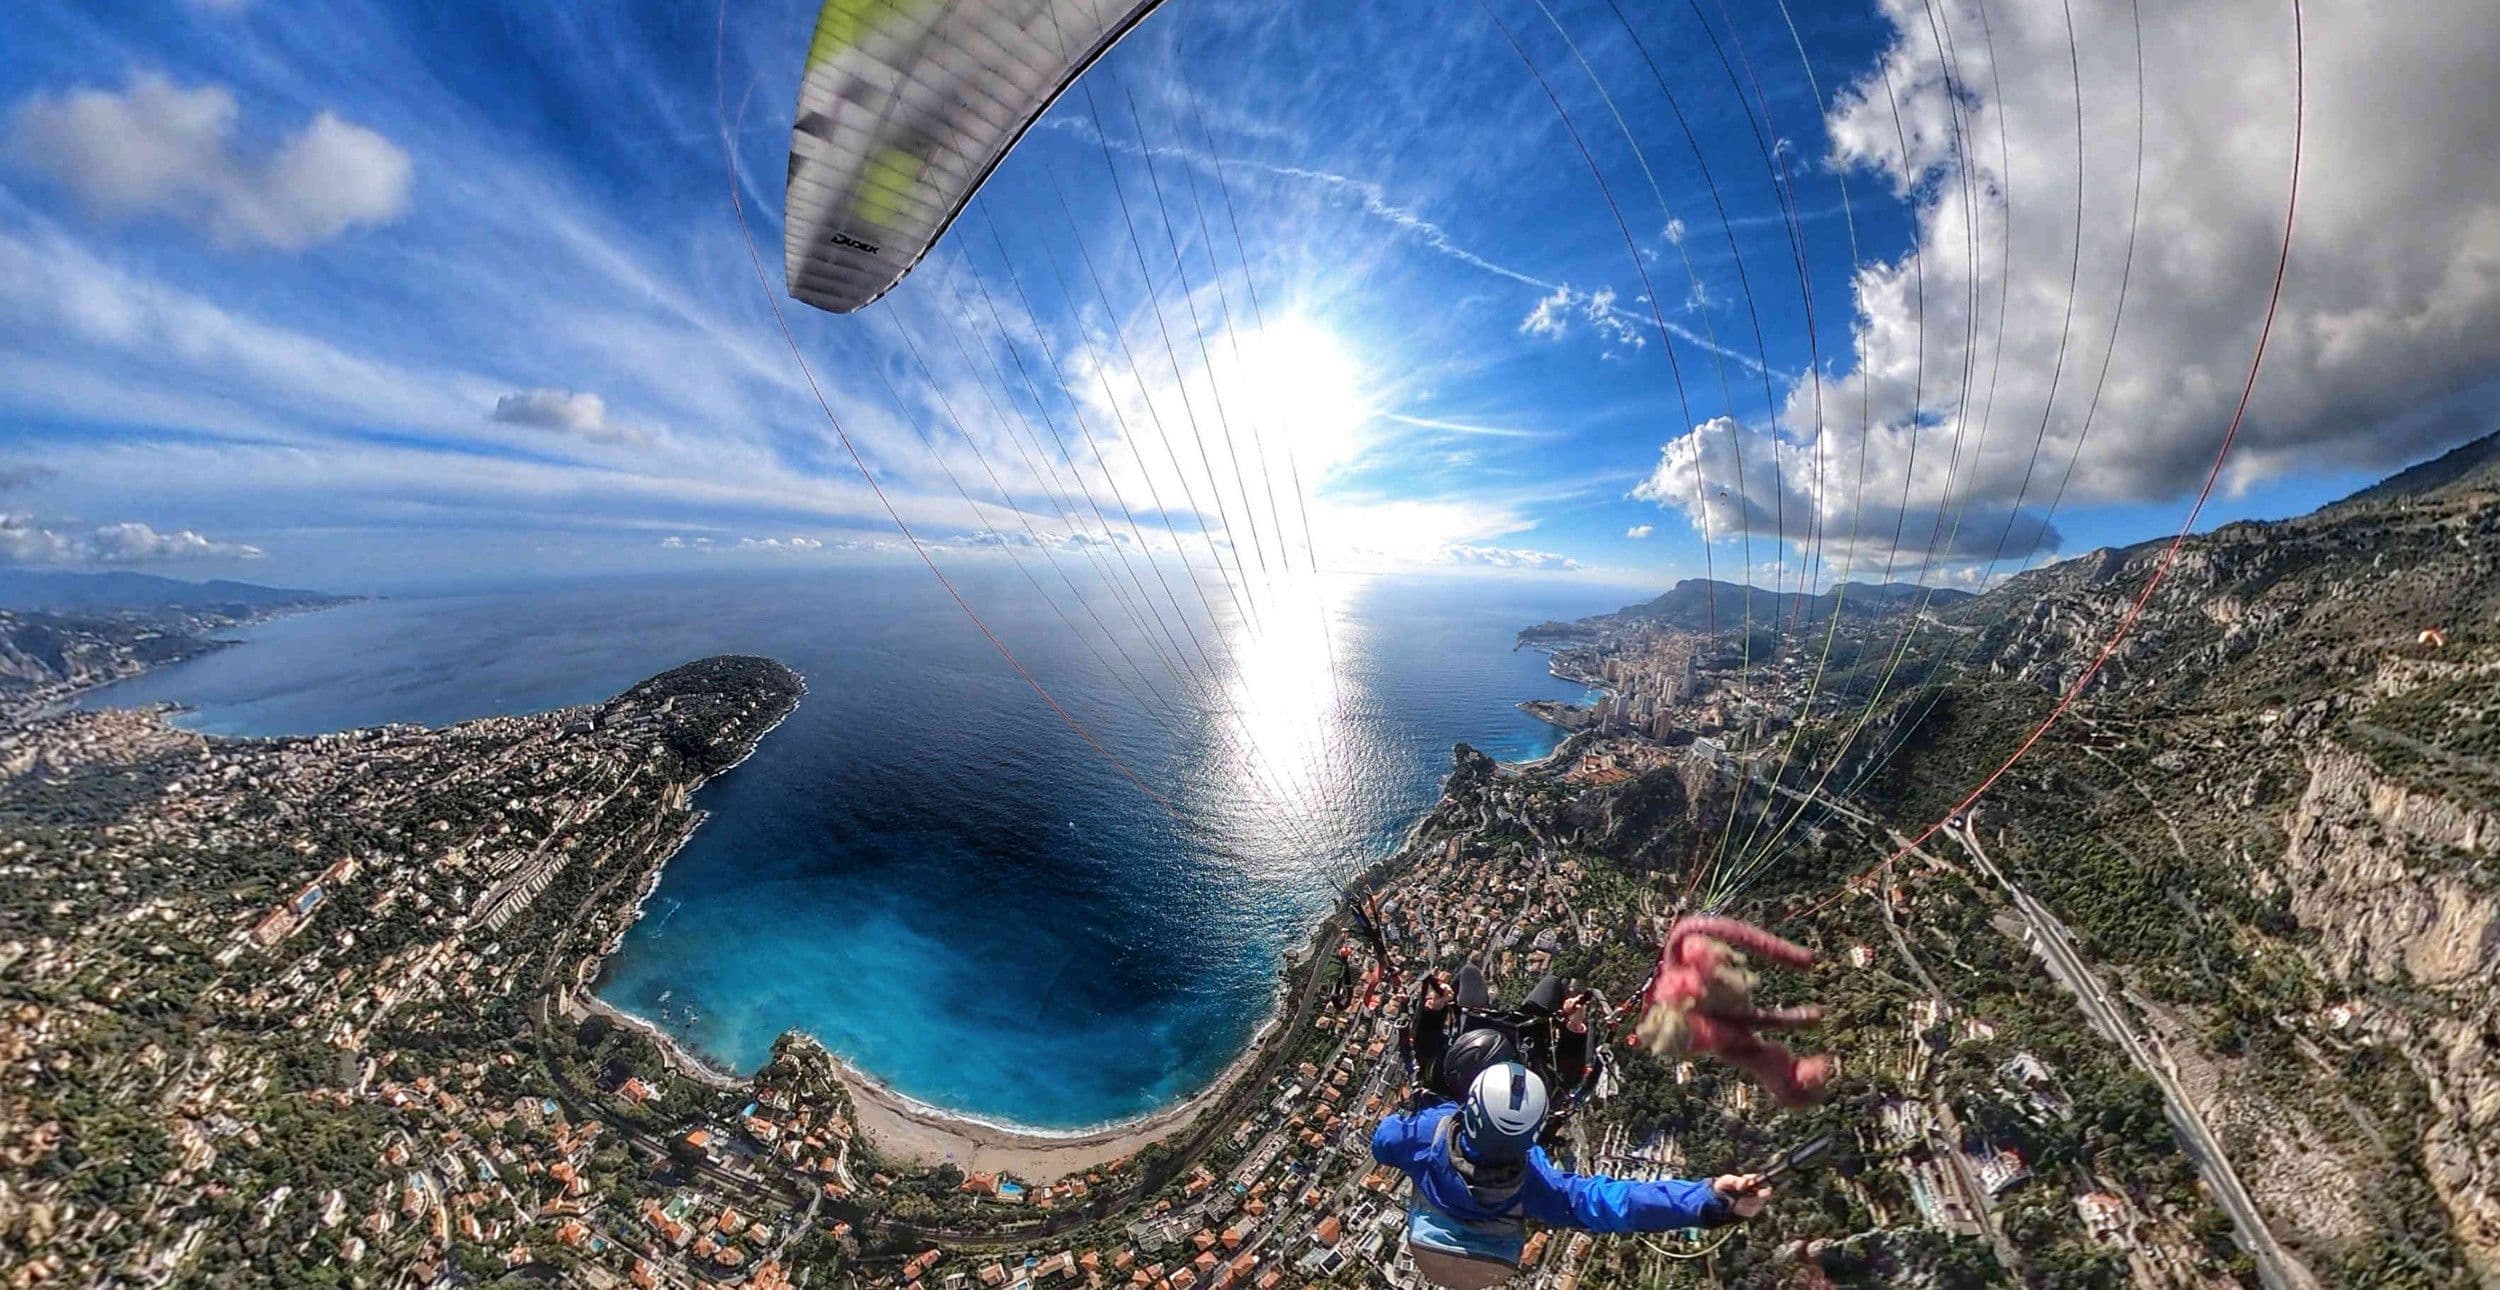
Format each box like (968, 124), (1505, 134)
(1371, 1061), (1767, 1286)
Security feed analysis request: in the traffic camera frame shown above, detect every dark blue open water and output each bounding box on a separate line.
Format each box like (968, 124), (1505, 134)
(81, 566), (1636, 1129)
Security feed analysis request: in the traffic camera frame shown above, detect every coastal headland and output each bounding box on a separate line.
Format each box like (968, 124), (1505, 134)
(24, 445), (2486, 1285)
(0, 633), (2282, 1287)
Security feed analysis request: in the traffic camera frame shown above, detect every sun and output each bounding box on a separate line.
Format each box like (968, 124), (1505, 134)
(1222, 314), (1372, 499)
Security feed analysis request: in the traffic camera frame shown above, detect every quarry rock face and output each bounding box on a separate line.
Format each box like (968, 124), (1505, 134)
(2279, 745), (2500, 1265)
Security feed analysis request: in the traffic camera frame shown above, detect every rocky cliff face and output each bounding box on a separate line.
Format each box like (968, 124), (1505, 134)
(1869, 440), (2500, 1277)
(2280, 745), (2496, 984)
(0, 610), (215, 709)
(2276, 744), (2500, 1265)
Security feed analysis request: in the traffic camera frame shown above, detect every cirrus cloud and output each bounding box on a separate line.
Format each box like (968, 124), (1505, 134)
(659, 534), (831, 554)
(1517, 283), (1646, 354)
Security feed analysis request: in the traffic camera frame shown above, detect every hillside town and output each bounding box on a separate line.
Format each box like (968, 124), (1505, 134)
(3, 639), (2247, 1288)
(0, 656), (809, 1286)
(8, 435), (2498, 1285)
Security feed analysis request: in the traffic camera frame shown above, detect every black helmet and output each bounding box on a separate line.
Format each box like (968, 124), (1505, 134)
(1439, 1026), (1519, 1100)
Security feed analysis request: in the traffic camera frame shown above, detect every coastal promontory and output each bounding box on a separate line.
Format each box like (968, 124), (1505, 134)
(0, 655), (800, 1284)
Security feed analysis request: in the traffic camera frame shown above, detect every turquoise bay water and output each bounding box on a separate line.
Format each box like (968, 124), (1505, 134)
(84, 566), (1633, 1129)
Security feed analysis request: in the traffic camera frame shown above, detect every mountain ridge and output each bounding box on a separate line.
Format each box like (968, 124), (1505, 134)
(0, 568), (354, 615)
(1522, 577), (1974, 643)
(2329, 426), (2500, 509)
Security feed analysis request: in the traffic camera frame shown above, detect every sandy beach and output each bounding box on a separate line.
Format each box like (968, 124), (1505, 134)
(576, 976), (1262, 1178)
(832, 1052), (1234, 1179)
(827, 951), (1309, 1180)
(578, 932), (1313, 1180)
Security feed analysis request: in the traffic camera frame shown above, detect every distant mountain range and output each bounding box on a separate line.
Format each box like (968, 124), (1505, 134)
(1521, 578), (1973, 642)
(0, 569), (355, 617)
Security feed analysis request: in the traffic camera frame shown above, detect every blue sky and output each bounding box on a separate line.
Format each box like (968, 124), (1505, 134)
(1, 0), (2493, 595)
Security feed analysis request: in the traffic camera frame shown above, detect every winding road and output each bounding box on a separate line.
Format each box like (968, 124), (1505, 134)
(1942, 817), (2311, 1290)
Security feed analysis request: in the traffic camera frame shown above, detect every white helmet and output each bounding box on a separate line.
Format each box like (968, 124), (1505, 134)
(1460, 1061), (1549, 1162)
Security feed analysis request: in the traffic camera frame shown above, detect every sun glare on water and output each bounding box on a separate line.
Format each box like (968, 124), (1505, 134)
(1205, 583), (1365, 888)
(1171, 315), (1377, 886)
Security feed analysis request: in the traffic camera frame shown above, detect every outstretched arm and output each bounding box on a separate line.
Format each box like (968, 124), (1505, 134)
(1370, 1109), (1434, 1170)
(1517, 1153), (1736, 1234)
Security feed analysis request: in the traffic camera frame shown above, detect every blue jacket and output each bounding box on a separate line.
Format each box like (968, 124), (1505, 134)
(1370, 1103), (1729, 1236)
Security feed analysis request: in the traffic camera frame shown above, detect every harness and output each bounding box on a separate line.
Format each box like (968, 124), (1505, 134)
(1436, 1114), (1526, 1212)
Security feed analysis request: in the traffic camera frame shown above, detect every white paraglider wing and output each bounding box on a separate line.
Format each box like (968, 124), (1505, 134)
(784, 0), (1165, 314)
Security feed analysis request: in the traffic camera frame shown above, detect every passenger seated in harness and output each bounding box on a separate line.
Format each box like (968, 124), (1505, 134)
(1371, 1062), (1770, 1289)
(1404, 963), (1604, 1121)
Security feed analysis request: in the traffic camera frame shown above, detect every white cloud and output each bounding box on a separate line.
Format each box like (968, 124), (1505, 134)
(6, 72), (411, 251)
(90, 521), (261, 562)
(734, 536), (824, 552)
(1633, 414), (2061, 576)
(1516, 283), (1644, 352)
(1442, 543), (1581, 572)
(1641, 0), (2500, 578)
(0, 515), (82, 565)
(490, 388), (647, 445)
(0, 513), (260, 565)
(1519, 285), (1574, 339)
(1625, 524), (1654, 539)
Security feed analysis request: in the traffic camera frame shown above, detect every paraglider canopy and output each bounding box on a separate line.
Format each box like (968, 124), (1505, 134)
(784, 0), (1167, 313)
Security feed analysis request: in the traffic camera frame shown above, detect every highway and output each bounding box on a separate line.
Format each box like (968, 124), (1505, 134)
(1942, 818), (2312, 1290)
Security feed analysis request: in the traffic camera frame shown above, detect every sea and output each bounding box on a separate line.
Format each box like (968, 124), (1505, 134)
(80, 564), (1639, 1131)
